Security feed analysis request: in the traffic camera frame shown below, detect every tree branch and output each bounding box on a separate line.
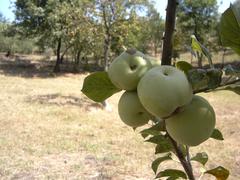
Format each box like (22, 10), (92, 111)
(161, 0), (178, 65)
(194, 78), (240, 94)
(168, 134), (195, 180)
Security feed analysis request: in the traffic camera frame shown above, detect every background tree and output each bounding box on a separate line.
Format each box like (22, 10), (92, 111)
(176, 0), (219, 67)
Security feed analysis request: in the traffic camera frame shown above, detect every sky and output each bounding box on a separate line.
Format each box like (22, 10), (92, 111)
(0, 0), (236, 22)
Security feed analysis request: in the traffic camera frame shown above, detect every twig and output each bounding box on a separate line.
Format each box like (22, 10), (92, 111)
(194, 78), (240, 94)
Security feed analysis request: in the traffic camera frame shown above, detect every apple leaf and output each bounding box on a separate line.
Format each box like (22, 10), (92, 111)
(206, 69), (223, 89)
(151, 153), (172, 174)
(81, 71), (121, 102)
(146, 135), (167, 144)
(223, 64), (240, 77)
(205, 166), (230, 180)
(155, 143), (173, 154)
(210, 128), (224, 140)
(155, 169), (187, 179)
(191, 35), (213, 68)
(218, 84), (240, 95)
(145, 135), (173, 154)
(141, 121), (165, 139)
(188, 68), (224, 92)
(187, 69), (209, 91)
(191, 152), (208, 166)
(219, 4), (240, 55)
(175, 61), (193, 74)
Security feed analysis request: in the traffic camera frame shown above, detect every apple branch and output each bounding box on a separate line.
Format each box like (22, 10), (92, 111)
(162, 0), (195, 179)
(161, 0), (177, 65)
(168, 133), (195, 180)
(194, 78), (240, 94)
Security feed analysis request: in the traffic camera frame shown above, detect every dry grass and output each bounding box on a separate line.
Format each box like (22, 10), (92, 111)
(0, 54), (239, 179)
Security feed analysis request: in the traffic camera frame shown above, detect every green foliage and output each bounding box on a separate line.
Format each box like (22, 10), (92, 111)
(220, 84), (240, 95)
(223, 64), (240, 77)
(155, 169), (187, 179)
(219, 3), (240, 55)
(81, 72), (121, 102)
(140, 120), (165, 138)
(191, 35), (213, 68)
(175, 61), (193, 74)
(191, 152), (208, 165)
(151, 153), (172, 174)
(210, 128), (224, 140)
(205, 166), (230, 180)
(187, 68), (222, 92)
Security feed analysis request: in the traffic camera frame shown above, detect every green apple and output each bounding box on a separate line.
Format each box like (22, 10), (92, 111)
(108, 49), (152, 91)
(166, 95), (216, 146)
(118, 91), (152, 128)
(137, 65), (193, 118)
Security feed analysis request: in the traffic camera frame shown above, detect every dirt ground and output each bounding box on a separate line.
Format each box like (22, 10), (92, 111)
(0, 54), (239, 179)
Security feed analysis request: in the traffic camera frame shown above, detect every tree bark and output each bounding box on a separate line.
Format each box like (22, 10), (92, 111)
(102, 4), (111, 71)
(161, 0), (177, 65)
(54, 38), (62, 72)
(103, 36), (111, 71)
(60, 44), (72, 64)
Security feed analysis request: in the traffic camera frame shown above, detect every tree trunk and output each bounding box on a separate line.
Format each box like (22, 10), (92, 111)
(103, 36), (111, 71)
(60, 44), (72, 64)
(53, 38), (62, 72)
(73, 50), (81, 72)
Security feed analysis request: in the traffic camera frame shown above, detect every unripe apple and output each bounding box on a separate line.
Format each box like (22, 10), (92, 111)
(137, 65), (193, 118)
(118, 91), (152, 128)
(108, 49), (152, 91)
(166, 95), (216, 146)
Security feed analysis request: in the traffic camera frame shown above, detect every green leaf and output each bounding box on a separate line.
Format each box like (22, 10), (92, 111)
(155, 169), (187, 179)
(188, 68), (224, 92)
(151, 153), (172, 174)
(219, 84), (240, 95)
(211, 128), (224, 140)
(191, 152), (208, 166)
(205, 166), (230, 180)
(145, 135), (173, 154)
(187, 69), (209, 91)
(191, 35), (213, 68)
(81, 72), (121, 102)
(155, 141), (173, 154)
(232, 1), (240, 26)
(206, 69), (223, 89)
(219, 4), (240, 55)
(176, 61), (193, 74)
(191, 35), (202, 53)
(223, 64), (240, 77)
(140, 121), (165, 139)
(146, 135), (167, 144)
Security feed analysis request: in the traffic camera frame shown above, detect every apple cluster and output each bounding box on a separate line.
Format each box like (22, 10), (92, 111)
(107, 49), (216, 146)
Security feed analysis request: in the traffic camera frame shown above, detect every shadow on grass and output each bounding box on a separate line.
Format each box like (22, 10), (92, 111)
(26, 93), (102, 109)
(0, 54), (104, 78)
(0, 55), (58, 78)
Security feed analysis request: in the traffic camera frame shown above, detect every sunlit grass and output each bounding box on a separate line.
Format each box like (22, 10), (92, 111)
(0, 55), (239, 179)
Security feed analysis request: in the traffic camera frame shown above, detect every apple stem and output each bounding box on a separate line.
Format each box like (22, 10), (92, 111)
(168, 133), (195, 180)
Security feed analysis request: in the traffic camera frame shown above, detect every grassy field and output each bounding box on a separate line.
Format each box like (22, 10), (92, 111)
(0, 54), (239, 179)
